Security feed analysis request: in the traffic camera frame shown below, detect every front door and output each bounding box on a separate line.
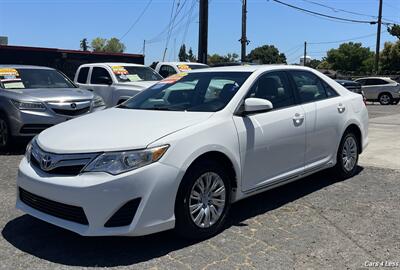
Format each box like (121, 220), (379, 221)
(234, 71), (306, 192)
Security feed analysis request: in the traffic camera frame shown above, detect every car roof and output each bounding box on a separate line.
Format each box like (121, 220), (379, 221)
(0, 64), (54, 70)
(159, 62), (208, 66)
(189, 64), (314, 73)
(356, 77), (393, 81)
(80, 62), (145, 68)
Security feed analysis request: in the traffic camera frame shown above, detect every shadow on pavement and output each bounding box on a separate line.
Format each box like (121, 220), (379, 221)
(2, 167), (363, 267)
(0, 139), (30, 156)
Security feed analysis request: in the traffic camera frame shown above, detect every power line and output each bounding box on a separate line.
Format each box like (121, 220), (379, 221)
(301, 0), (377, 19)
(309, 33), (378, 45)
(270, 0), (377, 24)
(120, 0), (153, 40)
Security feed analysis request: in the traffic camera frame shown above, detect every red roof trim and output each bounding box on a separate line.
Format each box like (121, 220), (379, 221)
(0, 45), (144, 58)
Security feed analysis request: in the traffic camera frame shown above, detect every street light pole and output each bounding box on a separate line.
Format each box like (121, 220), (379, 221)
(240, 0), (249, 62)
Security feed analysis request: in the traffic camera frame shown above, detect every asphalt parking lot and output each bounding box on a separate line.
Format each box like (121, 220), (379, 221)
(0, 105), (399, 270)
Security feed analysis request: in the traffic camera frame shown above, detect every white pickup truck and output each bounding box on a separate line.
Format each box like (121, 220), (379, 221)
(151, 62), (209, 78)
(74, 63), (162, 107)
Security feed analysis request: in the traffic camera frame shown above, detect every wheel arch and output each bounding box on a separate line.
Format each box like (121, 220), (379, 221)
(342, 123), (363, 154)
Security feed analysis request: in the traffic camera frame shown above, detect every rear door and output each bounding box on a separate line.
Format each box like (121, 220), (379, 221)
(288, 70), (344, 171)
(87, 67), (115, 106)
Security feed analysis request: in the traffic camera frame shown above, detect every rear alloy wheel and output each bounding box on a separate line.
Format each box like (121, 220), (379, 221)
(334, 132), (359, 179)
(379, 93), (392, 105)
(175, 160), (231, 239)
(0, 117), (9, 150)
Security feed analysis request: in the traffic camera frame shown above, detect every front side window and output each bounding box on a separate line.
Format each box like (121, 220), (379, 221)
(91, 67), (112, 85)
(159, 65), (177, 78)
(0, 68), (76, 89)
(77, 67), (89, 84)
(247, 71), (295, 109)
(290, 71), (327, 103)
(119, 72), (251, 112)
(111, 66), (162, 82)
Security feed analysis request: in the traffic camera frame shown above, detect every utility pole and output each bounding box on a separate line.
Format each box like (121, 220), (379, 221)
(198, 0), (208, 64)
(240, 0), (249, 62)
(142, 40), (146, 56)
(374, 0), (383, 74)
(303, 41), (307, 66)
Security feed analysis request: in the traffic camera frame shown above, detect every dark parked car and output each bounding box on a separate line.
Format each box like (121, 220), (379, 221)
(335, 80), (362, 94)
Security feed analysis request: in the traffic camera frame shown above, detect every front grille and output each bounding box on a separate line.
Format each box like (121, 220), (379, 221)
(52, 107), (90, 116)
(104, 198), (141, 227)
(19, 188), (89, 225)
(29, 140), (97, 176)
(20, 124), (53, 134)
(30, 155), (85, 176)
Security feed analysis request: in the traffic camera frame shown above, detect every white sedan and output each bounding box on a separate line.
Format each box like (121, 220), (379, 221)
(17, 65), (368, 239)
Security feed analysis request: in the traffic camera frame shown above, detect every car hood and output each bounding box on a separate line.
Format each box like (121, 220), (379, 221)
(114, 81), (158, 90)
(10, 88), (93, 102)
(37, 108), (213, 154)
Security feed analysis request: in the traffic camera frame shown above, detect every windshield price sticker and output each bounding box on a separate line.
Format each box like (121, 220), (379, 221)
(0, 68), (19, 77)
(111, 66), (128, 75)
(177, 64), (191, 72)
(161, 72), (188, 84)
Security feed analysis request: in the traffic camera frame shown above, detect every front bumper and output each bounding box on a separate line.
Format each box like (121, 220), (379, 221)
(16, 157), (184, 236)
(9, 106), (105, 137)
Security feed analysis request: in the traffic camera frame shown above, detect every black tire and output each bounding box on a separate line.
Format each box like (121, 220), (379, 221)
(175, 160), (231, 240)
(333, 131), (359, 179)
(378, 93), (393, 105)
(392, 99), (400, 105)
(0, 114), (10, 151)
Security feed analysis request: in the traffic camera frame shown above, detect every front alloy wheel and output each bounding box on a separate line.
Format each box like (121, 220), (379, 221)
(175, 160), (231, 239)
(189, 172), (226, 228)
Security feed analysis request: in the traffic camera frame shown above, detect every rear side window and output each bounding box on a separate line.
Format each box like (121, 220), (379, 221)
(322, 81), (339, 97)
(247, 71), (296, 109)
(91, 67), (112, 84)
(159, 65), (176, 78)
(365, 79), (389, 86)
(290, 71), (327, 103)
(77, 67), (89, 84)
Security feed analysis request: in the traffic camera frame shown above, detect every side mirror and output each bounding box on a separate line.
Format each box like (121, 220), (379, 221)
(243, 98), (273, 114)
(97, 76), (112, 85)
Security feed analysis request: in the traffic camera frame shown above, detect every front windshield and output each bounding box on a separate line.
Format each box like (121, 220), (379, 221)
(119, 72), (251, 112)
(0, 68), (76, 89)
(112, 66), (162, 82)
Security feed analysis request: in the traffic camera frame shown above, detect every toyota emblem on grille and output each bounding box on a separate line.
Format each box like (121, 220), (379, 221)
(40, 155), (53, 171)
(70, 103), (77, 109)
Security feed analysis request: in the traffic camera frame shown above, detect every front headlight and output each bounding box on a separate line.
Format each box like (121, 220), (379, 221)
(25, 137), (36, 162)
(11, 100), (46, 111)
(84, 145), (169, 175)
(92, 95), (106, 108)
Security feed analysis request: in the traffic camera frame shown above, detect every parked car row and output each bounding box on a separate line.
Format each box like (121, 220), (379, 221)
(0, 62), (209, 149)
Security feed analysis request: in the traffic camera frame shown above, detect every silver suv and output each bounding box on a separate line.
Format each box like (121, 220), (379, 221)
(0, 65), (105, 150)
(355, 77), (400, 105)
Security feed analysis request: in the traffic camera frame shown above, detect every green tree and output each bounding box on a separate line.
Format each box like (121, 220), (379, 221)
(308, 59), (321, 69)
(188, 47), (196, 62)
(247, 45), (286, 64)
(178, 44), (187, 61)
(317, 60), (332, 70)
(91, 37), (107, 52)
(207, 53), (239, 65)
(381, 41), (400, 72)
(325, 42), (374, 73)
(388, 25), (400, 40)
(80, 38), (89, 51)
(104, 38), (126, 53)
(91, 37), (126, 53)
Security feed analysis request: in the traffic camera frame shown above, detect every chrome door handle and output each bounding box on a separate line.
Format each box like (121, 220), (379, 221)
(337, 103), (346, 113)
(293, 113), (305, 126)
